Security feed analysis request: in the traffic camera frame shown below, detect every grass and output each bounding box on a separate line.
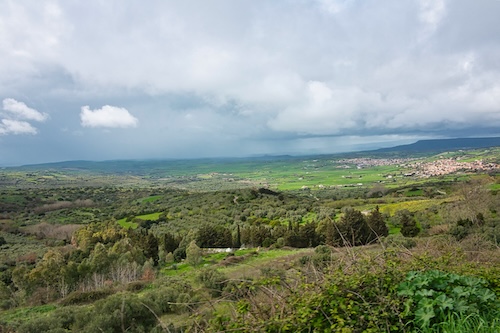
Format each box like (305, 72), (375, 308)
(136, 212), (162, 220)
(416, 313), (500, 333)
(117, 212), (162, 229)
(0, 304), (58, 326)
(117, 219), (138, 229)
(220, 248), (312, 279)
(405, 189), (424, 197)
(379, 199), (450, 216)
(160, 248), (312, 279)
(140, 195), (162, 203)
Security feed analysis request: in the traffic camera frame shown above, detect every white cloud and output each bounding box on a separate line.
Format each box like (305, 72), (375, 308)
(0, 119), (37, 135)
(2, 98), (49, 122)
(0, 98), (48, 136)
(80, 105), (139, 128)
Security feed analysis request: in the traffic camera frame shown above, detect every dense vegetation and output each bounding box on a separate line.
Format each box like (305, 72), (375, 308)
(1, 147), (500, 332)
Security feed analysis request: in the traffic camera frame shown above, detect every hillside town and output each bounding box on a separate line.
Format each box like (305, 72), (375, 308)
(332, 156), (499, 178)
(408, 158), (499, 177)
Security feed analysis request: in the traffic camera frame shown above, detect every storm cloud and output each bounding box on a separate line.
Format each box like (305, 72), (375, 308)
(1, 0), (499, 165)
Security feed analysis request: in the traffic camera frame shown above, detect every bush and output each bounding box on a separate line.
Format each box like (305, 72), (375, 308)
(81, 292), (159, 332)
(210, 256), (408, 332)
(16, 306), (88, 333)
(59, 289), (116, 306)
(173, 247), (186, 262)
(383, 234), (417, 249)
(144, 286), (180, 314)
(399, 211), (420, 237)
(398, 270), (500, 331)
(126, 280), (149, 292)
(197, 267), (227, 297)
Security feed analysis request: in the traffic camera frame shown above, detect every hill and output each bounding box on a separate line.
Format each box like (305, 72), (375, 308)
(375, 137), (500, 153)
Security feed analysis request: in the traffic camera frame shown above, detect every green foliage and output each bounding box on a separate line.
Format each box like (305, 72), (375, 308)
(398, 270), (500, 331)
(59, 289), (115, 306)
(82, 293), (159, 332)
(399, 210), (420, 237)
(186, 240), (202, 266)
(424, 313), (500, 333)
(162, 232), (179, 254)
(143, 232), (159, 266)
(172, 247), (186, 262)
(197, 267), (228, 297)
(3, 147), (500, 331)
(366, 205), (389, 238)
(298, 245), (333, 270)
(196, 223), (232, 248)
(334, 208), (375, 246)
(0, 281), (13, 310)
(211, 256), (408, 332)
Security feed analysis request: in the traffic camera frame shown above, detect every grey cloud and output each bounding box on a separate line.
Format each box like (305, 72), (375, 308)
(1, 0), (500, 164)
(0, 119), (38, 135)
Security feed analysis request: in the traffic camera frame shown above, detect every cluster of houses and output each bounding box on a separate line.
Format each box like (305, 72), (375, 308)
(408, 158), (498, 177)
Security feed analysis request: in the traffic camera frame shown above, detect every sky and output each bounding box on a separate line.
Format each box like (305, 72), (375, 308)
(1, 0), (500, 166)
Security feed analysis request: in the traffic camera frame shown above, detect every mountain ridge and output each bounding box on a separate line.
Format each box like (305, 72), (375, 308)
(375, 137), (500, 153)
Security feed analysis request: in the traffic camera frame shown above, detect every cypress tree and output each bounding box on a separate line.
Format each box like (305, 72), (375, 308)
(366, 206), (389, 240)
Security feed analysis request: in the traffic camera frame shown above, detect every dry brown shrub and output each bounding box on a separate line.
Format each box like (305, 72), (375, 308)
(16, 252), (38, 264)
(458, 233), (499, 262)
(23, 223), (82, 241)
(33, 199), (94, 214)
(218, 255), (246, 267)
(427, 223), (451, 236)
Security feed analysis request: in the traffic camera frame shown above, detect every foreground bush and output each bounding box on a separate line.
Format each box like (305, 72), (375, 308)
(206, 248), (500, 333)
(398, 270), (500, 331)
(209, 254), (409, 332)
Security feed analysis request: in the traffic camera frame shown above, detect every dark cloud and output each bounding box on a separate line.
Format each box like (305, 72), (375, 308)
(1, 0), (499, 165)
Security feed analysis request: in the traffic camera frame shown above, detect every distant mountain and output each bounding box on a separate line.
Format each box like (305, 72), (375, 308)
(375, 137), (500, 153)
(9, 137), (500, 171)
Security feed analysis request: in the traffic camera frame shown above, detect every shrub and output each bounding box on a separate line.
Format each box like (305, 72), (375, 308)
(81, 292), (159, 332)
(210, 255), (409, 332)
(197, 267), (227, 297)
(59, 289), (115, 306)
(383, 234), (417, 249)
(398, 270), (500, 331)
(172, 247), (186, 262)
(399, 211), (420, 237)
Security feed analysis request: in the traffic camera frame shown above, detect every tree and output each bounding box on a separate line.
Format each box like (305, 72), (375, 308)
(366, 206), (389, 239)
(28, 250), (67, 302)
(144, 233), (159, 266)
(399, 211), (419, 237)
(324, 220), (337, 246)
(233, 224), (242, 249)
(89, 243), (111, 274)
(336, 208), (373, 246)
(186, 240), (202, 267)
(162, 232), (179, 254)
(197, 224), (232, 248)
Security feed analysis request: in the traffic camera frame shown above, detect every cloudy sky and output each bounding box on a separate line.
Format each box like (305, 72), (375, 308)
(1, 0), (500, 166)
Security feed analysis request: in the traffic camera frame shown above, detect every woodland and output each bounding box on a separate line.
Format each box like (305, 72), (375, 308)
(1, 147), (500, 332)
